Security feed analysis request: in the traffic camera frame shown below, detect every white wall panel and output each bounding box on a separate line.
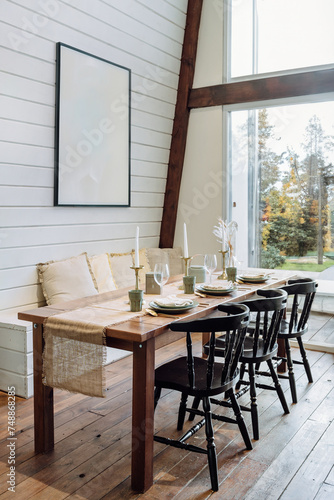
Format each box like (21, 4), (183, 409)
(166, 0), (188, 11)
(1, 143), (53, 167)
(0, 165), (53, 187)
(0, 235), (160, 273)
(0, 96), (54, 126)
(0, 46), (54, 83)
(65, 0), (183, 57)
(1, 221), (161, 249)
(0, 186), (52, 206)
(0, 73), (54, 104)
(132, 126), (172, 149)
(0, 119), (53, 147)
(131, 109), (173, 134)
(137, 0), (186, 26)
(99, 0), (186, 42)
(132, 176), (166, 193)
(0, 206), (163, 227)
(131, 160), (168, 179)
(0, 0), (187, 312)
(131, 144), (170, 163)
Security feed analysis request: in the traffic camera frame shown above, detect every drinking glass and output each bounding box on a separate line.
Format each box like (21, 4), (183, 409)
(204, 254), (217, 284)
(153, 263), (170, 289)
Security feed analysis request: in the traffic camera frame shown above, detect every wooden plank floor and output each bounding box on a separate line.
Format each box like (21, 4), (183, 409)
(0, 312), (333, 500)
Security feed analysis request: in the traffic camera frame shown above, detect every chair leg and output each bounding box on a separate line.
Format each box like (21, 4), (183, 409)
(284, 338), (298, 404)
(188, 396), (201, 422)
(297, 336), (313, 383)
(248, 363), (259, 440)
(227, 389), (252, 450)
(177, 392), (188, 430)
(267, 359), (290, 414)
(236, 362), (246, 390)
(154, 386), (161, 410)
(203, 396), (218, 492)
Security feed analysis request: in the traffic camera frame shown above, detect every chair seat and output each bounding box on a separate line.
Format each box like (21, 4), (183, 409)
(278, 318), (308, 339)
(214, 336), (278, 363)
(155, 356), (238, 397)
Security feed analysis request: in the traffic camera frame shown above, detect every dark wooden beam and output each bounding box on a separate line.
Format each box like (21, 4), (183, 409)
(188, 68), (334, 108)
(159, 0), (203, 249)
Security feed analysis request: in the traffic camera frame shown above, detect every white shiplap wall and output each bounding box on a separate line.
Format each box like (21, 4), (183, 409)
(0, 0), (188, 313)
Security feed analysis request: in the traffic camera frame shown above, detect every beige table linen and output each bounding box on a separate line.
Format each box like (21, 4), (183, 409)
(43, 281), (188, 397)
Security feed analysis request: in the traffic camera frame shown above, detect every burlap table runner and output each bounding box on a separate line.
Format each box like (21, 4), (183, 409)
(43, 281), (187, 397)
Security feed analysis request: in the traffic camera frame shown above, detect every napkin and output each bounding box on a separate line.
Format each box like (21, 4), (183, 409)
(202, 283), (233, 291)
(154, 295), (193, 307)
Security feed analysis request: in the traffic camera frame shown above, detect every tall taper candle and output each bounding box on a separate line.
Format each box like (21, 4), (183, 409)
(135, 226), (140, 267)
(183, 223), (189, 258)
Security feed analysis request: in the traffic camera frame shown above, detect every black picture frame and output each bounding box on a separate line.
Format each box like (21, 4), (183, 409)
(54, 42), (131, 206)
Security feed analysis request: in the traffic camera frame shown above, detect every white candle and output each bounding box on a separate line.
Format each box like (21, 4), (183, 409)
(135, 226), (140, 267)
(183, 223), (189, 258)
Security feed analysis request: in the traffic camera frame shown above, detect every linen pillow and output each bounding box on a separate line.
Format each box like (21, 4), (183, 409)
(146, 247), (183, 276)
(37, 253), (98, 305)
(89, 253), (117, 293)
(135, 248), (151, 285)
(109, 252), (134, 289)
(165, 247), (183, 275)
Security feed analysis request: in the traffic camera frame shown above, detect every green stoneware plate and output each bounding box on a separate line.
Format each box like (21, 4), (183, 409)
(149, 301), (199, 314)
(238, 275), (270, 284)
(196, 285), (235, 296)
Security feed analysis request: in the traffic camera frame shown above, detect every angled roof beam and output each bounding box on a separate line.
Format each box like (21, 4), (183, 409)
(159, 0), (203, 249)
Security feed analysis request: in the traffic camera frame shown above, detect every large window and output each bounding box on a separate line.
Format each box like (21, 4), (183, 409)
(228, 99), (334, 272)
(225, 0), (334, 279)
(230, 0), (334, 79)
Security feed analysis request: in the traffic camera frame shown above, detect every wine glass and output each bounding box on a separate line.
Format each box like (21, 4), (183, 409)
(153, 263), (170, 290)
(204, 254), (217, 285)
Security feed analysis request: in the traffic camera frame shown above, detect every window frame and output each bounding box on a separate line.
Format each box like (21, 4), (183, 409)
(224, 0), (334, 84)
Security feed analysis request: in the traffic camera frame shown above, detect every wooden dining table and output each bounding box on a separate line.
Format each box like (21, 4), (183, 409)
(18, 269), (295, 493)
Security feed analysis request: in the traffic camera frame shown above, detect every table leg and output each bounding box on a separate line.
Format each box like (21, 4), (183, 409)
(131, 337), (155, 492)
(33, 323), (54, 453)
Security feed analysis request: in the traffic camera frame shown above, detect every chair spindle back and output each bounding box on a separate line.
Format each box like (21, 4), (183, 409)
(279, 278), (318, 334)
(170, 304), (250, 390)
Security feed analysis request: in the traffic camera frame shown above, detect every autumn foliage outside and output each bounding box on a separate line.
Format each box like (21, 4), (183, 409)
(258, 109), (334, 271)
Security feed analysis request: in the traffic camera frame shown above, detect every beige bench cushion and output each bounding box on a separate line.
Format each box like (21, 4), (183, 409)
(109, 252), (134, 289)
(146, 247), (183, 276)
(137, 248), (151, 285)
(37, 253), (98, 305)
(89, 253), (117, 293)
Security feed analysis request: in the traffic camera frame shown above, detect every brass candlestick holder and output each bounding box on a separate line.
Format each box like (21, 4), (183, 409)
(181, 256), (193, 276)
(218, 249), (228, 280)
(130, 265), (144, 290)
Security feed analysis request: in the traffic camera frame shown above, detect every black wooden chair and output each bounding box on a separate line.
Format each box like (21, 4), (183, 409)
(275, 278), (318, 403)
(200, 288), (289, 441)
(154, 304), (251, 492)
